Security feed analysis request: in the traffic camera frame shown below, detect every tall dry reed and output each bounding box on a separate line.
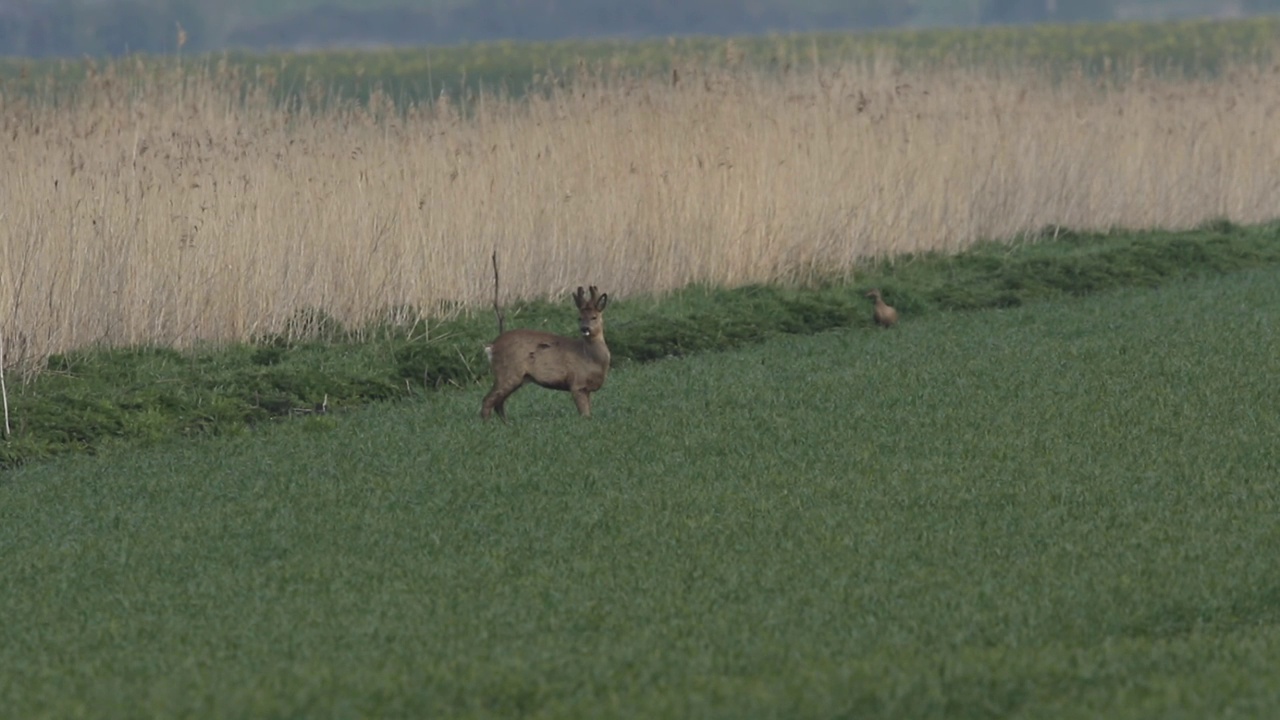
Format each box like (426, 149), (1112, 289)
(2, 58), (1278, 370)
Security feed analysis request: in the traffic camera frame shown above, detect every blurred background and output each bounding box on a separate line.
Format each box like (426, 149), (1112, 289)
(0, 0), (1275, 58)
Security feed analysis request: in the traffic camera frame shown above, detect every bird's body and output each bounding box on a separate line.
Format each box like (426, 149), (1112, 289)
(866, 289), (898, 328)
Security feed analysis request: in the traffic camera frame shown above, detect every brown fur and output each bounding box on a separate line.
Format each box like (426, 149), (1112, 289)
(481, 286), (610, 421)
(865, 289), (898, 328)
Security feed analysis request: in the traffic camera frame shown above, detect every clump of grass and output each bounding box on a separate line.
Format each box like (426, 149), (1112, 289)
(2, 221), (1278, 469)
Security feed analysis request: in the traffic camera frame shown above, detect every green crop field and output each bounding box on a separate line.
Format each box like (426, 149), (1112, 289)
(3, 266), (1279, 718)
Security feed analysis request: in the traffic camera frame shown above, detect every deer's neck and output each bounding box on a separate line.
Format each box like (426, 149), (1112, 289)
(582, 335), (611, 368)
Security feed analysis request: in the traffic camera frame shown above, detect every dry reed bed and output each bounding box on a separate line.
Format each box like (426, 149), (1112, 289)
(2, 60), (1279, 369)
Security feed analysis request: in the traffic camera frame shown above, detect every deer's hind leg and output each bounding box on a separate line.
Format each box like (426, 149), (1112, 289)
(481, 379), (524, 422)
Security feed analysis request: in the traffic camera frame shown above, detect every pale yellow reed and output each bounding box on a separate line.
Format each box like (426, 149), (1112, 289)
(2, 60), (1277, 370)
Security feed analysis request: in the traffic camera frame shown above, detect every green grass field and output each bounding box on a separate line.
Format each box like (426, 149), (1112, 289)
(3, 266), (1278, 718)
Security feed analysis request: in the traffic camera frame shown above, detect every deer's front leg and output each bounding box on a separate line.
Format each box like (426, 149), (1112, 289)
(572, 389), (592, 417)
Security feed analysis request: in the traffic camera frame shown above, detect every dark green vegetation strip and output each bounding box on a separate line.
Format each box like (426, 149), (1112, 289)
(2, 268), (1278, 717)
(1, 219), (1278, 469)
(3, 17), (1279, 104)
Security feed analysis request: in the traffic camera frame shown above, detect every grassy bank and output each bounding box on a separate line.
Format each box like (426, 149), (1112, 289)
(2, 266), (1277, 717)
(2, 220), (1278, 468)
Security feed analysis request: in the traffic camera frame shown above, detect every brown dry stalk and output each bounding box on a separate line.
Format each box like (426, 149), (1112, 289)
(2, 60), (1279, 372)
(0, 330), (9, 438)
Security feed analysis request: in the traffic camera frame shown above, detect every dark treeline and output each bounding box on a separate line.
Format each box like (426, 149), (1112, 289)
(0, 0), (1277, 58)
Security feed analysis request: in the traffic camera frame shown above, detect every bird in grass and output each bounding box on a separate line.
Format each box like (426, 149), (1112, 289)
(865, 289), (898, 328)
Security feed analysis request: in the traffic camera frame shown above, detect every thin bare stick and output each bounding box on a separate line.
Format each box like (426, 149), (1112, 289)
(0, 331), (10, 439)
(491, 250), (505, 336)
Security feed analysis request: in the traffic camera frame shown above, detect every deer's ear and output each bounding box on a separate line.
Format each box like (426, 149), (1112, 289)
(596, 294), (608, 311)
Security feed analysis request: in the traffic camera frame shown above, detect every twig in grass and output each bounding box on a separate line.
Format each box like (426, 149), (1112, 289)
(289, 394), (329, 416)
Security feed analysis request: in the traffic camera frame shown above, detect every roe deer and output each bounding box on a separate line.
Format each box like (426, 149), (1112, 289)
(866, 289), (898, 328)
(481, 286), (611, 421)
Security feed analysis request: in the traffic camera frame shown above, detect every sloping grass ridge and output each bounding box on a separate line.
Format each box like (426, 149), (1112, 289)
(2, 219), (1278, 469)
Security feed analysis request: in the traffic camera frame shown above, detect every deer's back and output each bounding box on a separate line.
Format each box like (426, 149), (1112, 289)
(489, 329), (609, 391)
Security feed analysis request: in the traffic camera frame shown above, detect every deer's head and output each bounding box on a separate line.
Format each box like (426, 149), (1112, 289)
(574, 286), (609, 339)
